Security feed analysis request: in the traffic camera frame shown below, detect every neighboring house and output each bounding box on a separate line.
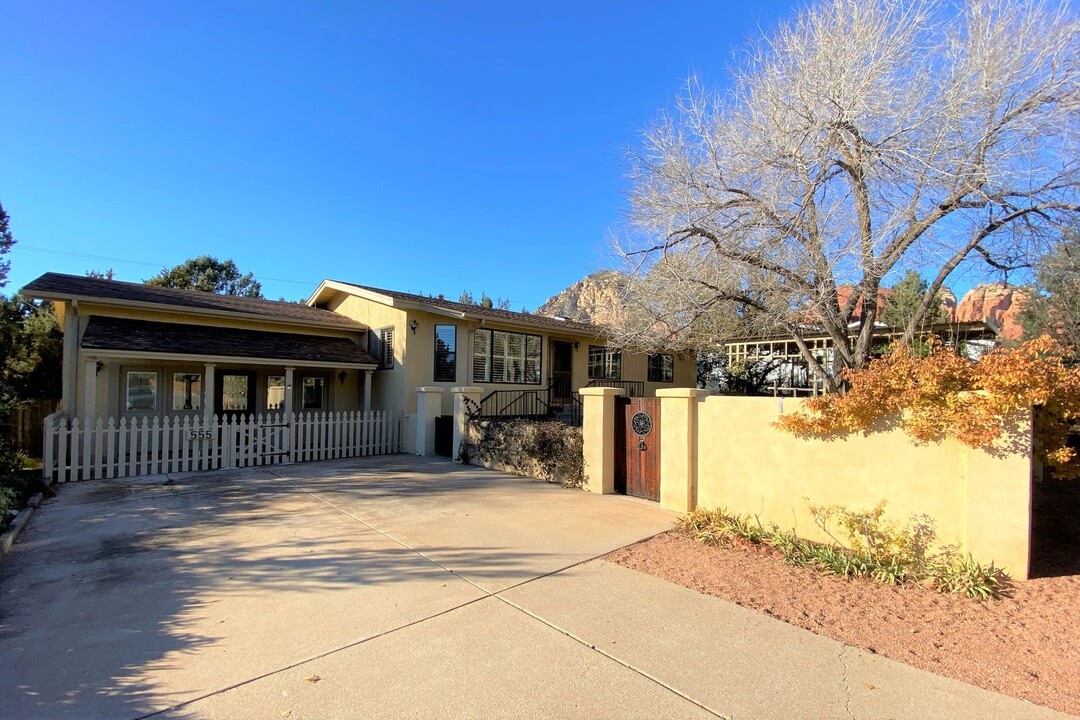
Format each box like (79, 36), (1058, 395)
(22, 273), (695, 459)
(716, 320), (1000, 396)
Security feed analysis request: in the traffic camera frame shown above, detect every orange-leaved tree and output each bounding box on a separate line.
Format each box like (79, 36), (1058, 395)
(775, 336), (1080, 479)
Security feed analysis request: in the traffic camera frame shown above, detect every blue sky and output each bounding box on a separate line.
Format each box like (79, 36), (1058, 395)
(1, 1), (795, 306)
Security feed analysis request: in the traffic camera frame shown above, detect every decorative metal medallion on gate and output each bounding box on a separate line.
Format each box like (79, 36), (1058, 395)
(630, 411), (653, 436)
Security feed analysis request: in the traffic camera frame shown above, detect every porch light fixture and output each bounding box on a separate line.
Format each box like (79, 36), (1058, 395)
(409, 319), (419, 334)
(338, 370), (348, 384)
(574, 342), (580, 350)
(95, 361), (104, 375)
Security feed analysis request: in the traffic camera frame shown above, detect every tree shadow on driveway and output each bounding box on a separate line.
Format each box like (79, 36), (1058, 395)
(0, 459), (566, 719)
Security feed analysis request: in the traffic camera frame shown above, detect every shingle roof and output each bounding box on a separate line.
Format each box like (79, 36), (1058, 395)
(81, 316), (377, 366)
(333, 281), (607, 335)
(22, 272), (363, 329)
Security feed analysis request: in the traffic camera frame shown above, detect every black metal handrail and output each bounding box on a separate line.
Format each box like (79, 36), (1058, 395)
(476, 389), (552, 419)
(585, 379), (645, 397)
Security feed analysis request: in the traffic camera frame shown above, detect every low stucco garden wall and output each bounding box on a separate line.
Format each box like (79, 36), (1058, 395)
(581, 389), (1034, 579)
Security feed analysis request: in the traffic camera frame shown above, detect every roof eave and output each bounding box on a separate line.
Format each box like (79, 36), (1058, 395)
(24, 290), (365, 332)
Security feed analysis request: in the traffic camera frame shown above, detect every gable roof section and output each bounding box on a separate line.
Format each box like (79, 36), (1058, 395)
(81, 316), (377, 367)
(22, 273), (363, 331)
(311, 280), (607, 335)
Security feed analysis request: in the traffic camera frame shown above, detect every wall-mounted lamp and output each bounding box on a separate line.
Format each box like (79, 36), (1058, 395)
(95, 361), (104, 375)
(574, 342), (580, 350)
(338, 370), (348, 384)
(409, 319), (419, 335)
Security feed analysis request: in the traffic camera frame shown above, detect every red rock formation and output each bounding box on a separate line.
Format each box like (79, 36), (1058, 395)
(955, 284), (1029, 339)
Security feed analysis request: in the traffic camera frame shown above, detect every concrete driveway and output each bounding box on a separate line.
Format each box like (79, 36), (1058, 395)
(0, 457), (1068, 719)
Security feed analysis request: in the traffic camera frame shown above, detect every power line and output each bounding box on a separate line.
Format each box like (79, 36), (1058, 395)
(16, 245), (318, 286)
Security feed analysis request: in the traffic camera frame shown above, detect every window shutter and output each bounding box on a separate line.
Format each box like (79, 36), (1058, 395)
(380, 328), (394, 369)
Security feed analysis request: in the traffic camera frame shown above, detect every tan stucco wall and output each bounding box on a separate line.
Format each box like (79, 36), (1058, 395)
(675, 395), (1032, 578)
(325, 293), (408, 417)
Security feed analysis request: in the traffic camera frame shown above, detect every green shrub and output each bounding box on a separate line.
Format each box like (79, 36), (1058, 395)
(0, 438), (31, 475)
(678, 502), (1009, 600)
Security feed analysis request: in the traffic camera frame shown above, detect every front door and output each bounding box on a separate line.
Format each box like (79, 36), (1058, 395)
(551, 341), (573, 403)
(616, 397), (661, 501)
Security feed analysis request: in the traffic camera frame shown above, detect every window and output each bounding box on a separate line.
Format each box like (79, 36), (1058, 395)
(302, 377), (325, 409)
(267, 376), (286, 411)
(221, 374), (251, 412)
(434, 325), (457, 382)
(126, 371), (158, 411)
(171, 373), (202, 410)
(472, 329), (542, 384)
(588, 346), (621, 380)
(381, 328), (394, 368)
(370, 327), (394, 369)
(647, 354), (674, 383)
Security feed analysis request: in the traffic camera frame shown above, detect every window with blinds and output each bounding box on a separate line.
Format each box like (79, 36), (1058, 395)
(380, 328), (394, 368)
(370, 327), (395, 369)
(472, 329), (541, 384)
(434, 325), (457, 382)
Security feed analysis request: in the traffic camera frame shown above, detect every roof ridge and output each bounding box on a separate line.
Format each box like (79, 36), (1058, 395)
(331, 280), (605, 331)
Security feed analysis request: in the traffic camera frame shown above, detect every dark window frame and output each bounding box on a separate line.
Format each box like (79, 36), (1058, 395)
(472, 328), (543, 385)
(588, 345), (622, 380)
(647, 353), (675, 383)
(434, 324), (457, 382)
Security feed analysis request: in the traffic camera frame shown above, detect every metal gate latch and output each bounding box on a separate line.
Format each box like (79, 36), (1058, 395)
(638, 440), (647, 451)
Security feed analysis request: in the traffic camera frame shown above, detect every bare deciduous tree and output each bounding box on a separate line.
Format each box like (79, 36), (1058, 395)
(618, 0), (1080, 391)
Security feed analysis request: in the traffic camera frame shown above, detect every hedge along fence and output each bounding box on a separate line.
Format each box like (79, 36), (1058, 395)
(459, 417), (584, 488)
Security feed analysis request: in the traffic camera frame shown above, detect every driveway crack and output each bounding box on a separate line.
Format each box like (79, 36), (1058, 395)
(839, 645), (856, 720)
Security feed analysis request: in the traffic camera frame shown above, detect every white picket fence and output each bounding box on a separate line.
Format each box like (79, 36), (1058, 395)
(42, 409), (403, 483)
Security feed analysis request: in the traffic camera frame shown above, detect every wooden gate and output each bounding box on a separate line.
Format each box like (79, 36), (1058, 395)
(615, 397), (661, 501)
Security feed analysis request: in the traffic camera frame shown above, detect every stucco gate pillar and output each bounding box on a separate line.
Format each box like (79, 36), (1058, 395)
(579, 387), (625, 494)
(414, 387), (444, 456)
(451, 387), (484, 462)
(656, 389), (708, 513)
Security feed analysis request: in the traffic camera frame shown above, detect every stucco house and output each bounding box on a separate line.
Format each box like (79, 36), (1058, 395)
(22, 273), (695, 470)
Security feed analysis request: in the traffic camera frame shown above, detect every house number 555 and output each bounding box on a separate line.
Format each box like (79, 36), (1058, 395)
(189, 430), (213, 441)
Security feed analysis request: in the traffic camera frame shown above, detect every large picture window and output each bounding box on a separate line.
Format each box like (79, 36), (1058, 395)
(647, 353), (674, 383)
(472, 329), (541, 385)
(588, 346), (621, 380)
(434, 325), (457, 382)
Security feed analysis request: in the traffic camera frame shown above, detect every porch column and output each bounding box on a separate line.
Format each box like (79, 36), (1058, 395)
(83, 359), (97, 424)
(414, 387), (444, 456)
(61, 303), (78, 417)
(363, 370), (373, 414)
(284, 366), (295, 416)
(579, 387), (624, 494)
(451, 387), (483, 462)
(203, 363), (216, 424)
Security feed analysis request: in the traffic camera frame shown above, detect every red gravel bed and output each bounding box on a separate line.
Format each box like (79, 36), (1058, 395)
(607, 530), (1080, 716)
